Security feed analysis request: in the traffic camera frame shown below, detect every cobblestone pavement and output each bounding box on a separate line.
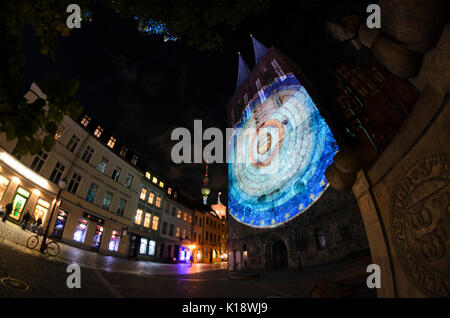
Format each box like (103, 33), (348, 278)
(0, 220), (376, 298)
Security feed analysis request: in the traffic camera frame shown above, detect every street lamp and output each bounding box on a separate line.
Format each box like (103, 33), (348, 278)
(40, 178), (67, 253)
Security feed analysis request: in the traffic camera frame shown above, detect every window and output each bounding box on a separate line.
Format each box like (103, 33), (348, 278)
(80, 115), (91, 127)
(205, 231), (208, 241)
(112, 166), (121, 181)
(183, 213), (187, 222)
(117, 198), (127, 216)
(152, 215), (159, 231)
(85, 183), (99, 203)
(177, 209), (182, 219)
(152, 177), (157, 184)
(171, 207), (176, 216)
(94, 125), (103, 138)
(182, 228), (186, 239)
(175, 226), (181, 238)
(0, 174), (10, 202)
(140, 187), (148, 200)
(102, 191), (113, 210)
(81, 146), (94, 163)
(107, 136), (116, 149)
(256, 78), (262, 90)
(139, 238), (148, 254)
(108, 230), (120, 252)
(67, 134), (80, 153)
(164, 203), (170, 214)
(159, 181), (164, 188)
(131, 154), (138, 166)
(119, 146), (127, 157)
(67, 172), (82, 194)
(188, 215), (192, 224)
(148, 240), (156, 256)
(148, 192), (155, 204)
(73, 219), (88, 243)
(162, 222), (167, 234)
(135, 209), (143, 225)
(124, 173), (133, 188)
(155, 196), (162, 208)
(97, 156), (109, 173)
(49, 161), (65, 184)
(194, 232), (197, 242)
(244, 93), (248, 105)
(145, 172), (151, 179)
(30, 151), (48, 173)
(167, 188), (172, 195)
(169, 224), (174, 236)
(315, 229), (326, 250)
(271, 59), (285, 77)
(55, 128), (64, 141)
(143, 212), (151, 228)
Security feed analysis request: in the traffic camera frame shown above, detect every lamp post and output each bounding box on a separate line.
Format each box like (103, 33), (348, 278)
(40, 179), (67, 253)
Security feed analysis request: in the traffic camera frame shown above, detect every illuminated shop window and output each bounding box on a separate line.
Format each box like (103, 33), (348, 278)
(81, 146), (94, 163)
(117, 198), (127, 216)
(177, 209), (182, 219)
(94, 125), (103, 138)
(107, 136), (116, 149)
(152, 177), (157, 184)
(33, 199), (49, 222)
(175, 226), (181, 238)
(109, 230), (120, 252)
(152, 215), (159, 231)
(124, 173), (133, 188)
(101, 191), (113, 210)
(148, 240), (156, 256)
(91, 225), (103, 250)
(140, 238), (148, 254)
(134, 209), (143, 225)
(86, 183), (98, 203)
(67, 134), (80, 153)
(11, 187), (30, 221)
(159, 181), (164, 188)
(0, 174), (10, 201)
(73, 219), (88, 243)
(155, 196), (162, 208)
(97, 156), (109, 173)
(143, 212), (151, 228)
(80, 115), (91, 127)
(148, 192), (154, 204)
(140, 187), (148, 200)
(167, 187), (172, 195)
(119, 146), (127, 157)
(30, 151), (48, 173)
(145, 171), (151, 179)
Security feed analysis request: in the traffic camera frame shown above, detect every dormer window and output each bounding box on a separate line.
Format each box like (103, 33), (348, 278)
(120, 146), (127, 157)
(107, 136), (116, 149)
(81, 115), (91, 127)
(167, 188), (172, 195)
(159, 181), (164, 188)
(152, 177), (157, 184)
(145, 172), (151, 179)
(131, 154), (138, 166)
(94, 125), (103, 138)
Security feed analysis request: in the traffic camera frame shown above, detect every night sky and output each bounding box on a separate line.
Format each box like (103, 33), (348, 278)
(21, 1), (369, 205)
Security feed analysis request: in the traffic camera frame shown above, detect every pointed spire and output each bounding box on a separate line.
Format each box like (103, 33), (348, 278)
(236, 51), (251, 89)
(250, 34), (268, 65)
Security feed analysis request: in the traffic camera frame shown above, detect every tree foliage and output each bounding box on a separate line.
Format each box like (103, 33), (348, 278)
(0, 0), (268, 156)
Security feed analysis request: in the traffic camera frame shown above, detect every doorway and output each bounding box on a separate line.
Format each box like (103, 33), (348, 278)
(267, 237), (288, 269)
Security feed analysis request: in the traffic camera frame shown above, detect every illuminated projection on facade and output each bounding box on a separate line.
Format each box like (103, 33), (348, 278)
(228, 73), (338, 228)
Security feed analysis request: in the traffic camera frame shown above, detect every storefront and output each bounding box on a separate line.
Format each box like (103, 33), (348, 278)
(52, 209), (69, 239)
(129, 233), (157, 260)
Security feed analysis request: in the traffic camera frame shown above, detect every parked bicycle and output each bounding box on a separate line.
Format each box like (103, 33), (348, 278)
(26, 234), (60, 256)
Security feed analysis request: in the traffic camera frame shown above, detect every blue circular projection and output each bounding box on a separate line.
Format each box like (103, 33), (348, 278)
(228, 73), (338, 228)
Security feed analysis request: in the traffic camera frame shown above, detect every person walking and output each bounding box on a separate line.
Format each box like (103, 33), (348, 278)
(1, 202), (13, 222)
(21, 210), (31, 230)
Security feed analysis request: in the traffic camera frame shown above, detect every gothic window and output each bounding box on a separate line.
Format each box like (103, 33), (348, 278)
(314, 229), (326, 250)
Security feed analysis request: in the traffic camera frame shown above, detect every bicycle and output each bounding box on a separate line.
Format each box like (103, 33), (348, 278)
(26, 234), (60, 256)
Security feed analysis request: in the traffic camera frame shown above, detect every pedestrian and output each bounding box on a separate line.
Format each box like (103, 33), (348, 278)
(21, 210), (31, 230)
(1, 202), (13, 222)
(36, 217), (43, 235)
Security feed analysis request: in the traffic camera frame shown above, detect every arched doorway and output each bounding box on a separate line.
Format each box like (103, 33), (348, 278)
(266, 237), (289, 269)
(272, 239), (288, 268)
